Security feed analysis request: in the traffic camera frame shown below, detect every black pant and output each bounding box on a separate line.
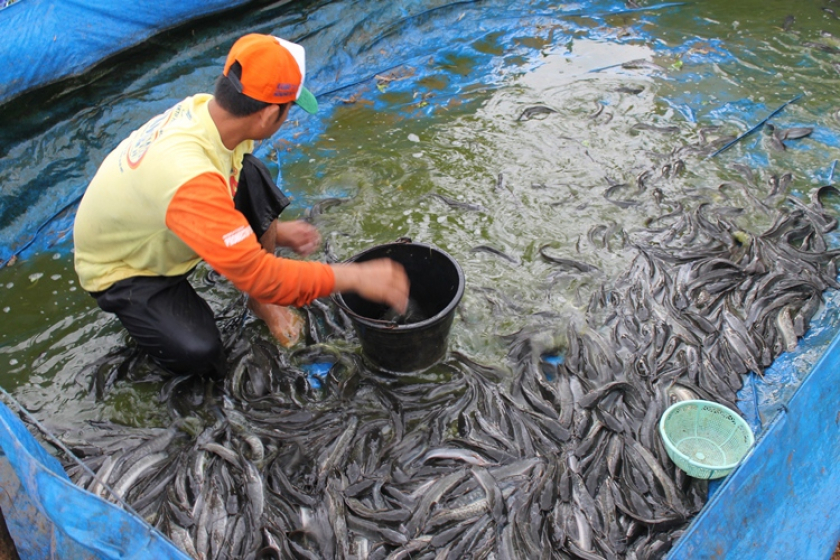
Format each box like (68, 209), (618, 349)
(90, 155), (290, 379)
(94, 271), (226, 378)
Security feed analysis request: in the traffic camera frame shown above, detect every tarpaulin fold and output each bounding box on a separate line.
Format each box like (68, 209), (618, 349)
(0, 0), (256, 104)
(0, 400), (191, 560)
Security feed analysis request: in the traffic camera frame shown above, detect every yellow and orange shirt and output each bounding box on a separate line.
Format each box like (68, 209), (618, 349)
(73, 94), (334, 307)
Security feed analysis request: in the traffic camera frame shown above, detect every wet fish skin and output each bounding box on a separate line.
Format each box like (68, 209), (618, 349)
(242, 458), (265, 523)
(128, 458), (180, 513)
(427, 192), (486, 213)
(306, 197), (345, 221)
(427, 496), (489, 528)
(111, 428), (179, 482)
(780, 126), (813, 140)
(435, 513), (487, 558)
(512, 500), (548, 560)
(604, 182), (641, 208)
(112, 451), (170, 501)
(317, 416), (359, 489)
(326, 477), (351, 560)
(470, 244), (520, 264)
(571, 472), (603, 534)
(422, 446), (492, 467)
(781, 14), (795, 30)
(776, 306), (798, 352)
(194, 480), (221, 560)
(288, 539), (322, 560)
(164, 514), (199, 559)
(578, 381), (638, 410)
(539, 244), (601, 273)
(621, 59), (666, 72)
(346, 513), (408, 548)
(803, 40), (840, 53)
(404, 470), (469, 537)
(516, 105), (558, 122)
(615, 85), (644, 95)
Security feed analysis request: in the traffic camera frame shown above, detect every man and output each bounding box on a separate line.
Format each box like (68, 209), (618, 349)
(73, 34), (409, 379)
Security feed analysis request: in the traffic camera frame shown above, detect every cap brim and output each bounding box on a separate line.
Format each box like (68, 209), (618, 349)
(295, 86), (318, 115)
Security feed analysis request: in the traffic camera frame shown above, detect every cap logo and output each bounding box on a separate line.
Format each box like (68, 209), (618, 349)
(273, 83), (297, 97)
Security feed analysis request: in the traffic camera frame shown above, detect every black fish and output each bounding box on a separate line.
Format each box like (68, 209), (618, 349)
(631, 123), (680, 134)
(305, 197), (346, 220)
(516, 105), (558, 122)
(587, 101), (605, 120)
(621, 59), (666, 72)
(779, 126), (813, 140)
(604, 182), (641, 208)
(781, 15), (795, 31)
(427, 192), (487, 212)
(765, 123), (812, 151)
(381, 297), (428, 324)
(812, 184), (840, 206)
(470, 244), (520, 264)
(615, 86), (644, 94)
(802, 41), (840, 53)
(56, 162), (840, 560)
(766, 172), (793, 201)
(539, 244), (600, 273)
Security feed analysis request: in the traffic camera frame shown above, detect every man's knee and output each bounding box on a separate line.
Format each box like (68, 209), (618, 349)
(156, 334), (226, 379)
(95, 274), (227, 379)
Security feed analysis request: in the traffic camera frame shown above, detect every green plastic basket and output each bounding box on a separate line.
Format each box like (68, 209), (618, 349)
(658, 400), (755, 480)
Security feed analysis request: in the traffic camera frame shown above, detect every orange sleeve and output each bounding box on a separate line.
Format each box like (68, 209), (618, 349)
(165, 171), (335, 307)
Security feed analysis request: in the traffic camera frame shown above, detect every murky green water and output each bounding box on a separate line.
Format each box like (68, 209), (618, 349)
(1, 0), (840, 431)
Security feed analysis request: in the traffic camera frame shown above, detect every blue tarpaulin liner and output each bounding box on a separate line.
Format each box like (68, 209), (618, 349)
(671, 316), (840, 559)
(0, 0), (690, 267)
(2, 0), (840, 558)
(0, 0), (259, 104)
(0, 396), (191, 559)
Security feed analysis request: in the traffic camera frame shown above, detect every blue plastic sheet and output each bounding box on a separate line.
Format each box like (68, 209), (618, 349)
(0, 0), (255, 104)
(2, 0), (840, 557)
(0, 399), (191, 560)
(0, 0), (692, 266)
(670, 306), (840, 559)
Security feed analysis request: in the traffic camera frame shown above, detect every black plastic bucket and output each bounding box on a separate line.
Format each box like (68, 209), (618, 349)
(334, 240), (465, 373)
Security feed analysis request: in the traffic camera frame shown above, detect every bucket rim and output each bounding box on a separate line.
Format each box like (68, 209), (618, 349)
(332, 241), (465, 331)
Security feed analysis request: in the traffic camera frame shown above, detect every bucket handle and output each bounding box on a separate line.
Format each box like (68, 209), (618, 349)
(333, 296), (401, 329)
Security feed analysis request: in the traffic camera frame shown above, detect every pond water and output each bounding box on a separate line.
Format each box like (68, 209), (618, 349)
(0, 0), (839, 449)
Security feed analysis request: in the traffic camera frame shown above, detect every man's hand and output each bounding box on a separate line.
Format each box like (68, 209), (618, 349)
(275, 220), (321, 256)
(331, 259), (410, 314)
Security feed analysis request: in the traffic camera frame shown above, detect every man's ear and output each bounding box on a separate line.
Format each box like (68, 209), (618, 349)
(258, 104), (281, 128)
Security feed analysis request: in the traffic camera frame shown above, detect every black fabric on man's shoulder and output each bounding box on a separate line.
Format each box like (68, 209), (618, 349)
(235, 154), (290, 240)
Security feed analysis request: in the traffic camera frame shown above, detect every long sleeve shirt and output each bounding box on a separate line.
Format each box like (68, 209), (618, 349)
(73, 94), (334, 306)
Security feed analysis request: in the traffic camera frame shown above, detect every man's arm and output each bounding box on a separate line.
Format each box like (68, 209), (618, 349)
(166, 172), (335, 307)
(166, 172), (409, 311)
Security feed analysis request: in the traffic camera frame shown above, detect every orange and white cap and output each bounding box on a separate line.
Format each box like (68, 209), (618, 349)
(223, 34), (318, 114)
